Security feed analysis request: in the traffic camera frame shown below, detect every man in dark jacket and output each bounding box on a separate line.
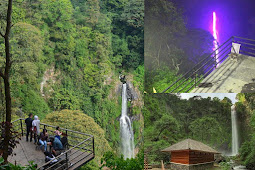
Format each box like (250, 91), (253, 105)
(25, 113), (33, 142)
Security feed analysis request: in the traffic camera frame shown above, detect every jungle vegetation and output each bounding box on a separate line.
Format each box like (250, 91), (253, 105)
(144, 0), (214, 93)
(0, 0), (144, 169)
(144, 94), (232, 164)
(236, 93), (255, 169)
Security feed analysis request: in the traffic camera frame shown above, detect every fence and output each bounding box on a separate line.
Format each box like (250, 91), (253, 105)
(12, 118), (95, 170)
(162, 36), (255, 93)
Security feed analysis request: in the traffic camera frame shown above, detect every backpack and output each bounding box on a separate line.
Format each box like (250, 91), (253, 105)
(32, 126), (37, 132)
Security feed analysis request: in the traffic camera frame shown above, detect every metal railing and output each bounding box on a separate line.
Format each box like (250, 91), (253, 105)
(12, 118), (95, 170)
(162, 36), (255, 93)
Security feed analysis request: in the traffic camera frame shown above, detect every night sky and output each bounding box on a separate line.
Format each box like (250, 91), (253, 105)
(174, 0), (255, 44)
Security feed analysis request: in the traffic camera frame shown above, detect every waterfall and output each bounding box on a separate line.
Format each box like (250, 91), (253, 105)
(40, 74), (47, 97)
(120, 83), (135, 159)
(231, 105), (239, 156)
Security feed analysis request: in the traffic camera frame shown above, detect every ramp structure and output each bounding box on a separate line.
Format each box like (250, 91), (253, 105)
(162, 36), (255, 93)
(9, 118), (95, 170)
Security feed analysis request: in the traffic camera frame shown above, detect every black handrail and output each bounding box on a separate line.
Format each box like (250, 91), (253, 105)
(11, 118), (95, 170)
(40, 137), (93, 170)
(162, 36), (255, 93)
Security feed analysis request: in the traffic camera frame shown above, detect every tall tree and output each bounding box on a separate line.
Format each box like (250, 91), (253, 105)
(145, 0), (185, 71)
(0, 0), (13, 163)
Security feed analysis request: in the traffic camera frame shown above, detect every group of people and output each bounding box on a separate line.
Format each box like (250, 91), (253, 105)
(25, 113), (40, 143)
(25, 114), (65, 156)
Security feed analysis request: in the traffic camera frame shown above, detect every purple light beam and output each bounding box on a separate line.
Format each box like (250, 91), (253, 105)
(213, 12), (219, 67)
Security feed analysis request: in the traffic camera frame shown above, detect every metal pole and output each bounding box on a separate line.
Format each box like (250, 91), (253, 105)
(93, 137), (95, 155)
(20, 119), (23, 136)
(66, 152), (69, 169)
(214, 54), (217, 68)
(194, 71), (197, 87)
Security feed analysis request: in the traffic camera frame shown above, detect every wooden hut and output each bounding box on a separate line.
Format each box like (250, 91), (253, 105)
(162, 139), (219, 170)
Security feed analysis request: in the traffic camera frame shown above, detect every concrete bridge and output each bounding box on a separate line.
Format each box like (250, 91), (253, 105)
(162, 36), (255, 93)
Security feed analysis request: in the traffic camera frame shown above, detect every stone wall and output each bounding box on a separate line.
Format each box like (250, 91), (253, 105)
(170, 162), (214, 170)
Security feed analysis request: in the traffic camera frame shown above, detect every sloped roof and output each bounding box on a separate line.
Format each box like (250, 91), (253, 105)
(161, 139), (220, 154)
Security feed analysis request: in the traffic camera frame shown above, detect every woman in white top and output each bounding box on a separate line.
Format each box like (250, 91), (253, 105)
(32, 115), (40, 143)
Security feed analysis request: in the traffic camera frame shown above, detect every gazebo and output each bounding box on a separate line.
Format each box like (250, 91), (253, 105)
(162, 139), (220, 170)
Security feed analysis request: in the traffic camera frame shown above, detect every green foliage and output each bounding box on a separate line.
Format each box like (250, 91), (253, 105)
(100, 149), (144, 170)
(42, 110), (111, 165)
(0, 122), (21, 157)
(1, 0), (143, 167)
(80, 160), (99, 170)
(111, 34), (129, 68)
(121, 0), (144, 29)
(11, 22), (44, 63)
(133, 65), (144, 92)
(189, 117), (224, 147)
(240, 141), (255, 167)
(49, 87), (81, 111)
(144, 1), (213, 93)
(238, 93), (255, 169)
(219, 161), (231, 170)
(12, 85), (50, 119)
(0, 157), (37, 170)
(144, 94), (232, 164)
(145, 66), (201, 93)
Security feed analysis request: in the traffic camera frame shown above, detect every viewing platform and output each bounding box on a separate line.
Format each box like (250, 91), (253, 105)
(191, 54), (255, 93)
(8, 119), (95, 170)
(162, 36), (255, 93)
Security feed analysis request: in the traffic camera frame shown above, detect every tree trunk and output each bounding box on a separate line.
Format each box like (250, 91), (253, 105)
(2, 77), (11, 162)
(0, 79), (4, 121)
(1, 0), (13, 163)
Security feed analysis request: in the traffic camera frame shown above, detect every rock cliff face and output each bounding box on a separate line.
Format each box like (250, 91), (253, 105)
(40, 66), (60, 98)
(117, 80), (143, 115)
(126, 81), (139, 101)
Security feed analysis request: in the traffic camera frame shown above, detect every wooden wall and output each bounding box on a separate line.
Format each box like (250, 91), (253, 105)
(189, 150), (214, 164)
(170, 150), (214, 165)
(170, 150), (189, 164)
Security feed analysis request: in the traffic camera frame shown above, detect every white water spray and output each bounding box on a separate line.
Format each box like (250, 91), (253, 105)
(120, 83), (135, 159)
(231, 105), (239, 156)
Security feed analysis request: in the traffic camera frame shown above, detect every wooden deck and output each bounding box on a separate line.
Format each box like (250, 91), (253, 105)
(8, 136), (94, 169)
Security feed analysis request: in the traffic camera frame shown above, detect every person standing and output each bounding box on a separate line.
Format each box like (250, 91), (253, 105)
(32, 115), (40, 144)
(25, 113), (33, 142)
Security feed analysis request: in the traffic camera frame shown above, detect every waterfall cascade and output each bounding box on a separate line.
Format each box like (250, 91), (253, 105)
(120, 83), (135, 159)
(231, 105), (239, 156)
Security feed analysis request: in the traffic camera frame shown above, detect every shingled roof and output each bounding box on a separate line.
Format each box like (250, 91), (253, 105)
(161, 139), (220, 154)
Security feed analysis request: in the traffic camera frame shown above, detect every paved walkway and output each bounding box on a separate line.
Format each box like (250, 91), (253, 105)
(8, 136), (45, 167)
(191, 54), (255, 93)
